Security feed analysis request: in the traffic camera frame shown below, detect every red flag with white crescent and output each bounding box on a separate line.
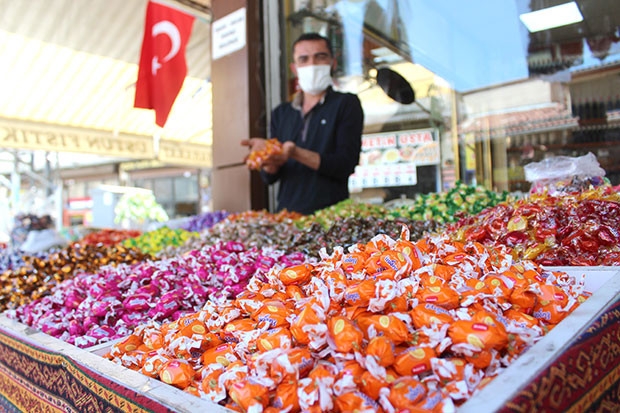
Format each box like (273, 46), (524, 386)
(134, 0), (195, 127)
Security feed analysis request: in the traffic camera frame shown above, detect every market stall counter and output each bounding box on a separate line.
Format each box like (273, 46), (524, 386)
(0, 315), (228, 413)
(0, 267), (617, 412)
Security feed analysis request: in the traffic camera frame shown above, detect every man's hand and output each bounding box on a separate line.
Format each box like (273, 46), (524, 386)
(241, 137), (292, 173)
(240, 137), (267, 153)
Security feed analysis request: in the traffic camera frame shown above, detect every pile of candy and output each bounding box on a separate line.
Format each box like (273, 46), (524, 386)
(388, 182), (511, 224)
(76, 229), (142, 246)
(9, 241), (309, 348)
(122, 227), (197, 256)
(0, 244), (150, 311)
(292, 216), (440, 256)
(157, 211), (305, 259)
(106, 229), (586, 411)
(0, 247), (50, 273)
(246, 139), (283, 170)
(297, 199), (388, 230)
(181, 211), (231, 233)
(450, 186), (620, 265)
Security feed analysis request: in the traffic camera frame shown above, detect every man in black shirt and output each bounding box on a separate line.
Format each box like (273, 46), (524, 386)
(241, 32), (364, 215)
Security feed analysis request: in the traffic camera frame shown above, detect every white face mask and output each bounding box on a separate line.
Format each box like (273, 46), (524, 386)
(296, 64), (333, 95)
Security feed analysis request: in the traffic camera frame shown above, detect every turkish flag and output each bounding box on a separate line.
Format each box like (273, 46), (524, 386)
(135, 0), (195, 127)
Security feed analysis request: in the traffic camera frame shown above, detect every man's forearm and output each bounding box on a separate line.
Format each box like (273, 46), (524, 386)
(290, 145), (321, 170)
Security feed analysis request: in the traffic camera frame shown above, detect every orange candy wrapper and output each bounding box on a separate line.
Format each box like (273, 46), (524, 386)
(327, 316), (364, 353)
(393, 345), (436, 376)
(159, 359), (195, 389)
(365, 336), (395, 367)
(245, 138), (283, 170)
(387, 377), (427, 408)
(357, 314), (412, 345)
(449, 318), (508, 352)
(228, 378), (270, 412)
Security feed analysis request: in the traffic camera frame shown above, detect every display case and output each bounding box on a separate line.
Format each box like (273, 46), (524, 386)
(0, 267), (617, 412)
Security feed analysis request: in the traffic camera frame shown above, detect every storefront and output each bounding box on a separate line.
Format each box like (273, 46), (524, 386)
(266, 0), (620, 198)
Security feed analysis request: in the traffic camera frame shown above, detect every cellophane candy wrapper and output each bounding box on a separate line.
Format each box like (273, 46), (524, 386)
(524, 152), (606, 195)
(7, 241), (309, 348)
(106, 227), (591, 412)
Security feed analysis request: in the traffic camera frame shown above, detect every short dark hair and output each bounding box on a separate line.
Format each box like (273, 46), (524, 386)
(292, 32), (333, 57)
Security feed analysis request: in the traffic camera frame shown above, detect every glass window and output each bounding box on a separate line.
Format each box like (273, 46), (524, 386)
(283, 0), (620, 195)
(153, 178), (174, 204)
(174, 175), (199, 202)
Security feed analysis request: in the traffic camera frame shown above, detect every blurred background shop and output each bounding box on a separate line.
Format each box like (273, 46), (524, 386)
(1, 0), (619, 239)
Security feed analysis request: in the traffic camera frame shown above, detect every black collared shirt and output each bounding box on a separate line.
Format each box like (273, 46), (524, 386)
(262, 87), (364, 215)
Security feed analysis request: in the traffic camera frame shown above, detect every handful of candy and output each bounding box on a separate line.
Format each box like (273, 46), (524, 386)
(107, 228), (589, 412)
(245, 138), (283, 170)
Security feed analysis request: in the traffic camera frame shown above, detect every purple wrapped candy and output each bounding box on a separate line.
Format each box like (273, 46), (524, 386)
(123, 293), (152, 312)
(86, 325), (116, 340)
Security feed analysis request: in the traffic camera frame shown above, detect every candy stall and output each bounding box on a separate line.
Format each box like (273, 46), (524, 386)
(0, 183), (618, 412)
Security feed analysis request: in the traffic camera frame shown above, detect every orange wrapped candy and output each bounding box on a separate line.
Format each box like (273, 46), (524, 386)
(200, 368), (224, 398)
(510, 286), (538, 313)
(342, 251), (369, 273)
(141, 352), (169, 378)
(113, 334), (143, 355)
(290, 302), (323, 345)
(270, 347), (314, 381)
(532, 284), (569, 324)
(334, 391), (382, 412)
(393, 238), (422, 271)
(338, 360), (365, 386)
(142, 328), (164, 350)
(327, 316), (364, 353)
(410, 303), (454, 329)
(432, 357), (467, 382)
(366, 335), (395, 367)
(393, 346), (436, 376)
(280, 263), (314, 286)
(379, 250), (409, 273)
(228, 378), (270, 412)
(384, 294), (408, 313)
(416, 284), (460, 309)
(449, 318), (508, 352)
(430, 263), (456, 280)
(235, 291), (265, 314)
(272, 379), (300, 412)
(252, 300), (290, 329)
(159, 359), (195, 389)
(201, 343), (238, 368)
(174, 319), (208, 340)
(246, 138), (283, 170)
(256, 327), (292, 352)
(357, 314), (412, 345)
(485, 275), (514, 296)
(286, 285), (305, 301)
(360, 370), (389, 400)
(220, 318), (256, 342)
(344, 279), (377, 307)
(388, 377), (427, 409)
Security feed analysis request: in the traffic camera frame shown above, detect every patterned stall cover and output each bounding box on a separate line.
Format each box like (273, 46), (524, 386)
(0, 327), (175, 413)
(501, 297), (620, 413)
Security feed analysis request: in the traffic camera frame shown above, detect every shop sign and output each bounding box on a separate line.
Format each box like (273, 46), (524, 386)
(212, 7), (246, 60)
(158, 140), (212, 168)
(349, 128), (438, 190)
(119, 159), (167, 172)
(0, 124), (154, 158)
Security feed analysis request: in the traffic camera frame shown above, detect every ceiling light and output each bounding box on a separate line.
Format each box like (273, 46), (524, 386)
(519, 1), (583, 33)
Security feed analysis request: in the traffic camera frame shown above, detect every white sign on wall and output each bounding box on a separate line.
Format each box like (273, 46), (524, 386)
(349, 128), (439, 191)
(212, 8), (246, 60)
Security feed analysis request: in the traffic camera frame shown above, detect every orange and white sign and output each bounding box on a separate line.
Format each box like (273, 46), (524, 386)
(350, 128), (438, 190)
